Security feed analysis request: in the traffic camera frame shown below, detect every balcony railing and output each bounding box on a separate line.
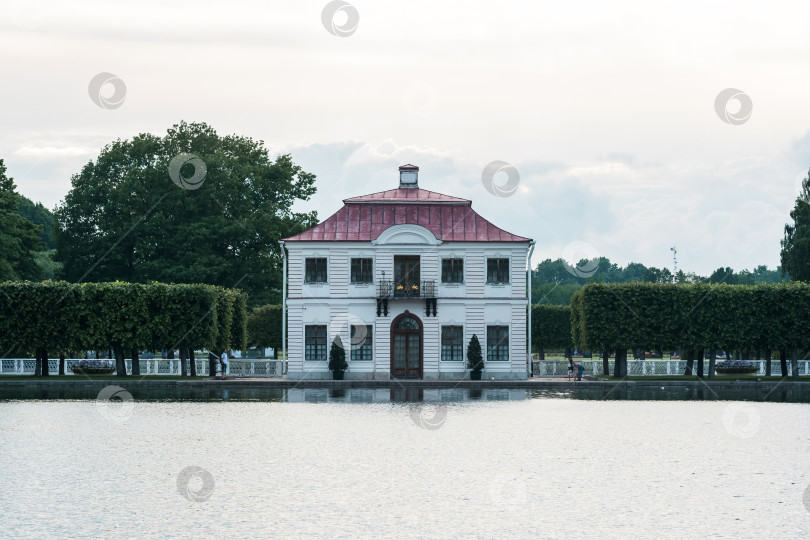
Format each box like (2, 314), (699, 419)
(377, 280), (436, 299)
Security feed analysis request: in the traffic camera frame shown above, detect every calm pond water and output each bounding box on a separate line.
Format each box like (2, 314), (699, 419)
(1, 387), (809, 538)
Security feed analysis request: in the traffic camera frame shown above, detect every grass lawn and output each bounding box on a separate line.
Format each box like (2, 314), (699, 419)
(0, 375), (212, 381)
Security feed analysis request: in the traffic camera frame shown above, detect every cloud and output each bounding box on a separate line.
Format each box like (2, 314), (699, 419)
(14, 146), (97, 157)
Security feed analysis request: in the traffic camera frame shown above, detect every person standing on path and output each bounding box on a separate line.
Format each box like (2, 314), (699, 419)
(575, 362), (585, 381)
(220, 349), (229, 379)
(568, 359), (574, 381)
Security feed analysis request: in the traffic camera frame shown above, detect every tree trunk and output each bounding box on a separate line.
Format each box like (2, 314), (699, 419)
(59, 351), (65, 375)
(696, 349), (705, 378)
(684, 350), (694, 376)
(189, 348), (197, 377)
(34, 349), (42, 376)
(614, 349), (627, 378)
(707, 349), (716, 379)
(180, 348), (188, 377)
(114, 344), (127, 376)
(41, 348), (49, 376)
(538, 348), (545, 360)
(602, 350), (610, 376)
(791, 350), (800, 380)
(765, 351), (772, 376)
(131, 349), (140, 376)
(780, 350), (788, 378)
(209, 351), (218, 377)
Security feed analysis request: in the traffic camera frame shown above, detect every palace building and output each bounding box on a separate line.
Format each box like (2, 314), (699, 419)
(281, 165), (534, 380)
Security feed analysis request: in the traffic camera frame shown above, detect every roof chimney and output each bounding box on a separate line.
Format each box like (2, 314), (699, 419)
(398, 164), (419, 189)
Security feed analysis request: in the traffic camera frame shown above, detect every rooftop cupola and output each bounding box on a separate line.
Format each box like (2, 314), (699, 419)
(398, 164), (419, 189)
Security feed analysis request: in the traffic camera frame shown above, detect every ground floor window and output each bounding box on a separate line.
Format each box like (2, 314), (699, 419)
(441, 325), (463, 361)
(305, 325), (327, 361)
(351, 325), (373, 361)
(487, 325), (509, 362)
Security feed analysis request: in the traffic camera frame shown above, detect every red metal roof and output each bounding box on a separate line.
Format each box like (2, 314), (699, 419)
(343, 187), (471, 205)
(284, 189), (531, 243)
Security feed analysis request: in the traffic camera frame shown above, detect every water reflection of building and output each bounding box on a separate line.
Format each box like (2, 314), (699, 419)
(284, 387), (529, 403)
(281, 165), (534, 380)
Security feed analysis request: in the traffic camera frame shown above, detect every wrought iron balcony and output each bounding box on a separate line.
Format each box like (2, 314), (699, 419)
(377, 280), (436, 299)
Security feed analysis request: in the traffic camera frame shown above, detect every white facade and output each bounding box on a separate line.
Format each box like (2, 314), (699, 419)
(282, 167), (533, 380)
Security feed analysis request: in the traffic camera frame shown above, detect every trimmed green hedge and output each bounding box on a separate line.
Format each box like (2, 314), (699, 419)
(246, 304), (282, 352)
(531, 304), (572, 351)
(570, 282), (810, 353)
(0, 281), (247, 374)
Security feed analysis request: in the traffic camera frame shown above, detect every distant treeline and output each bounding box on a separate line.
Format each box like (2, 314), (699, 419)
(532, 257), (785, 305)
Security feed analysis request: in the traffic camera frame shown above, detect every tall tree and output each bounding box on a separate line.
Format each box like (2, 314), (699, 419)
(781, 168), (810, 282)
(18, 195), (56, 249)
(0, 159), (43, 281)
(642, 266), (672, 283)
(55, 121), (318, 306)
(708, 267), (736, 284)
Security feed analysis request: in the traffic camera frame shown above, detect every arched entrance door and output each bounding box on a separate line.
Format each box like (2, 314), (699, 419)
(391, 311), (423, 379)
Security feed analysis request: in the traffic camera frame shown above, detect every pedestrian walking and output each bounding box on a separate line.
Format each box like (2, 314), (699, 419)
(575, 362), (585, 381)
(220, 349), (229, 379)
(568, 359), (574, 381)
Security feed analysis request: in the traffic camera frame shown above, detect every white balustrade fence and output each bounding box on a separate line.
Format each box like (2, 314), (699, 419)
(0, 358), (287, 377)
(532, 359), (810, 377)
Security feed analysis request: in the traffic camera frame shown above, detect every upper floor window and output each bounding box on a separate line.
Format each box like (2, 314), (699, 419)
(486, 258), (510, 284)
(351, 325), (373, 361)
(441, 258), (464, 283)
(441, 326), (463, 361)
(305, 258), (327, 283)
(487, 326), (509, 362)
(350, 258), (373, 283)
(304, 325), (327, 361)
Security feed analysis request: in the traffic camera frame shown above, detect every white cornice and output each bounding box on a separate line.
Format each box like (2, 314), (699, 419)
(372, 224), (442, 246)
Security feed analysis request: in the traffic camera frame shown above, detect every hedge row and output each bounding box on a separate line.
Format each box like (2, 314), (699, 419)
(531, 304), (572, 352)
(246, 304), (283, 353)
(570, 282), (808, 378)
(0, 281), (247, 376)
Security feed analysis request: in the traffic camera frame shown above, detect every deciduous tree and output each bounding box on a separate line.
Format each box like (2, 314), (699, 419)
(55, 121), (318, 306)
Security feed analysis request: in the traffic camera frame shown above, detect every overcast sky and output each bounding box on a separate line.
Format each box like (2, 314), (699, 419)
(3, 0), (810, 275)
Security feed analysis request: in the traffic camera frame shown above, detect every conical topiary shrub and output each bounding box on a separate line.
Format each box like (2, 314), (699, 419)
(329, 335), (348, 374)
(466, 334), (484, 372)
